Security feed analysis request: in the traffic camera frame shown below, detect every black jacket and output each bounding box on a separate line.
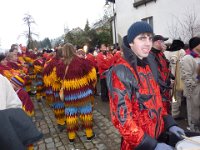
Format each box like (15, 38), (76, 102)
(0, 108), (43, 150)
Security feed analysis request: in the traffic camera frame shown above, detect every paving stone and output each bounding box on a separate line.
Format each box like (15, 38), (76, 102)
(42, 128), (50, 134)
(74, 143), (85, 149)
(41, 124), (48, 129)
(38, 143), (46, 150)
(54, 137), (61, 143)
(45, 137), (53, 143)
(108, 133), (119, 139)
(58, 146), (66, 150)
(55, 142), (63, 147)
(95, 143), (107, 150)
(98, 133), (107, 140)
(114, 138), (121, 144)
(92, 138), (102, 145)
(84, 142), (94, 149)
(66, 144), (75, 149)
(46, 142), (55, 149)
(104, 129), (112, 134)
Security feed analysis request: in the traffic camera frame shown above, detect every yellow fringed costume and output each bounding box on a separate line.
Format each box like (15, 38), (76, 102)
(43, 57), (65, 127)
(57, 56), (97, 141)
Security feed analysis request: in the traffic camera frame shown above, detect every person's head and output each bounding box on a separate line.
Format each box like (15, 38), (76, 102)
(55, 47), (63, 58)
(189, 37), (200, 54)
(6, 50), (18, 62)
(100, 44), (108, 55)
(76, 49), (86, 58)
(167, 39), (185, 51)
(11, 44), (18, 50)
(0, 53), (7, 65)
(127, 21), (154, 59)
(61, 43), (76, 64)
(10, 75), (25, 91)
(152, 35), (168, 51)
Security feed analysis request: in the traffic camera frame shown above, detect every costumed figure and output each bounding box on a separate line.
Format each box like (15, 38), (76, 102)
(57, 43), (97, 143)
(33, 56), (45, 101)
(43, 48), (66, 132)
(10, 75), (34, 116)
(23, 50), (37, 94)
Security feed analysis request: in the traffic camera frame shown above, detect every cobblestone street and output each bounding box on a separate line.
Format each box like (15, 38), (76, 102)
(32, 95), (121, 150)
(31, 91), (188, 150)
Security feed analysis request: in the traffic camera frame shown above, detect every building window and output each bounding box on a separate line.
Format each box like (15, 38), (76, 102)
(133, 0), (157, 8)
(142, 17), (153, 29)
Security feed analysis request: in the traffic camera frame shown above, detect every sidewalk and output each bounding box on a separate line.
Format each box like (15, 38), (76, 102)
(32, 96), (121, 150)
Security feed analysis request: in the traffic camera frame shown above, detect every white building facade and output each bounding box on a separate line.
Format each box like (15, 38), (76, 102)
(108, 0), (200, 44)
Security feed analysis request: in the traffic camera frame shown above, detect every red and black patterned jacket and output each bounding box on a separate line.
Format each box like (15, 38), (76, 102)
(106, 36), (176, 150)
(149, 48), (172, 113)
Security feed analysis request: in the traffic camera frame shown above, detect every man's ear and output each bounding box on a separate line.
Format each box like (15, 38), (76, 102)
(129, 43), (133, 47)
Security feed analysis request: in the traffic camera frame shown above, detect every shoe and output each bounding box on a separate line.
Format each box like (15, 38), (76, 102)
(87, 133), (96, 141)
(57, 124), (66, 132)
(69, 139), (74, 144)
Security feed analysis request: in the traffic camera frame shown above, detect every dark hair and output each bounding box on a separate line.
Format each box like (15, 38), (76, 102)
(0, 53), (6, 62)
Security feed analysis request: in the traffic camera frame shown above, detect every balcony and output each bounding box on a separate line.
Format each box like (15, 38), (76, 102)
(133, 0), (157, 8)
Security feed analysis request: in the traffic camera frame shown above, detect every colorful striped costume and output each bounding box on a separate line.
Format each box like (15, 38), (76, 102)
(43, 57), (65, 126)
(57, 56), (97, 140)
(34, 57), (45, 101)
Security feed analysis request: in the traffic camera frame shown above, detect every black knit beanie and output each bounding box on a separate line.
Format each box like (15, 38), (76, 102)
(189, 37), (200, 50)
(127, 21), (153, 44)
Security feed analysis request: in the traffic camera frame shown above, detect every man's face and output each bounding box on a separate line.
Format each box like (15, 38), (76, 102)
(154, 40), (167, 51)
(100, 44), (107, 51)
(195, 44), (200, 54)
(129, 33), (153, 59)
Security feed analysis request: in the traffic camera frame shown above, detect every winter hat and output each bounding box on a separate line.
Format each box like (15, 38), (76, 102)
(10, 75), (25, 87)
(153, 35), (169, 42)
(189, 37), (200, 50)
(167, 39), (185, 51)
(127, 21), (153, 43)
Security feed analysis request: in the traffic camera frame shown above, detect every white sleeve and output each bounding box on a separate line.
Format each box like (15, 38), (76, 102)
(4, 76), (22, 109)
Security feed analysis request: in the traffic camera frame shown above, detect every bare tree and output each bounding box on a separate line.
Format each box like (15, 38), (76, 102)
(168, 8), (200, 43)
(22, 13), (38, 49)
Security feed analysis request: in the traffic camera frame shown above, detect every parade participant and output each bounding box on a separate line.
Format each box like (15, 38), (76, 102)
(96, 43), (113, 102)
(57, 43), (97, 143)
(150, 35), (172, 114)
(0, 53), (13, 79)
(180, 37), (200, 132)
(33, 55), (45, 102)
(86, 48), (98, 70)
(10, 75), (34, 117)
(23, 49), (37, 94)
(106, 21), (185, 150)
(76, 49), (86, 58)
(43, 47), (66, 132)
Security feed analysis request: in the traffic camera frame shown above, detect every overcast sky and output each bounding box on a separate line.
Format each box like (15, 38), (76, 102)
(0, 0), (106, 50)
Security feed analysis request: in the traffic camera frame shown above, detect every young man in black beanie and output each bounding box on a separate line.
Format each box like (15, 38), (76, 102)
(180, 36), (200, 132)
(106, 21), (185, 150)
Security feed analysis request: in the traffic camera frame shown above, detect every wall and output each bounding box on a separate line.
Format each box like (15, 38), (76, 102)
(114, 0), (200, 44)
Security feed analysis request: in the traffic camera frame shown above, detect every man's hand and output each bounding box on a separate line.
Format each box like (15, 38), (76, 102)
(169, 126), (185, 138)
